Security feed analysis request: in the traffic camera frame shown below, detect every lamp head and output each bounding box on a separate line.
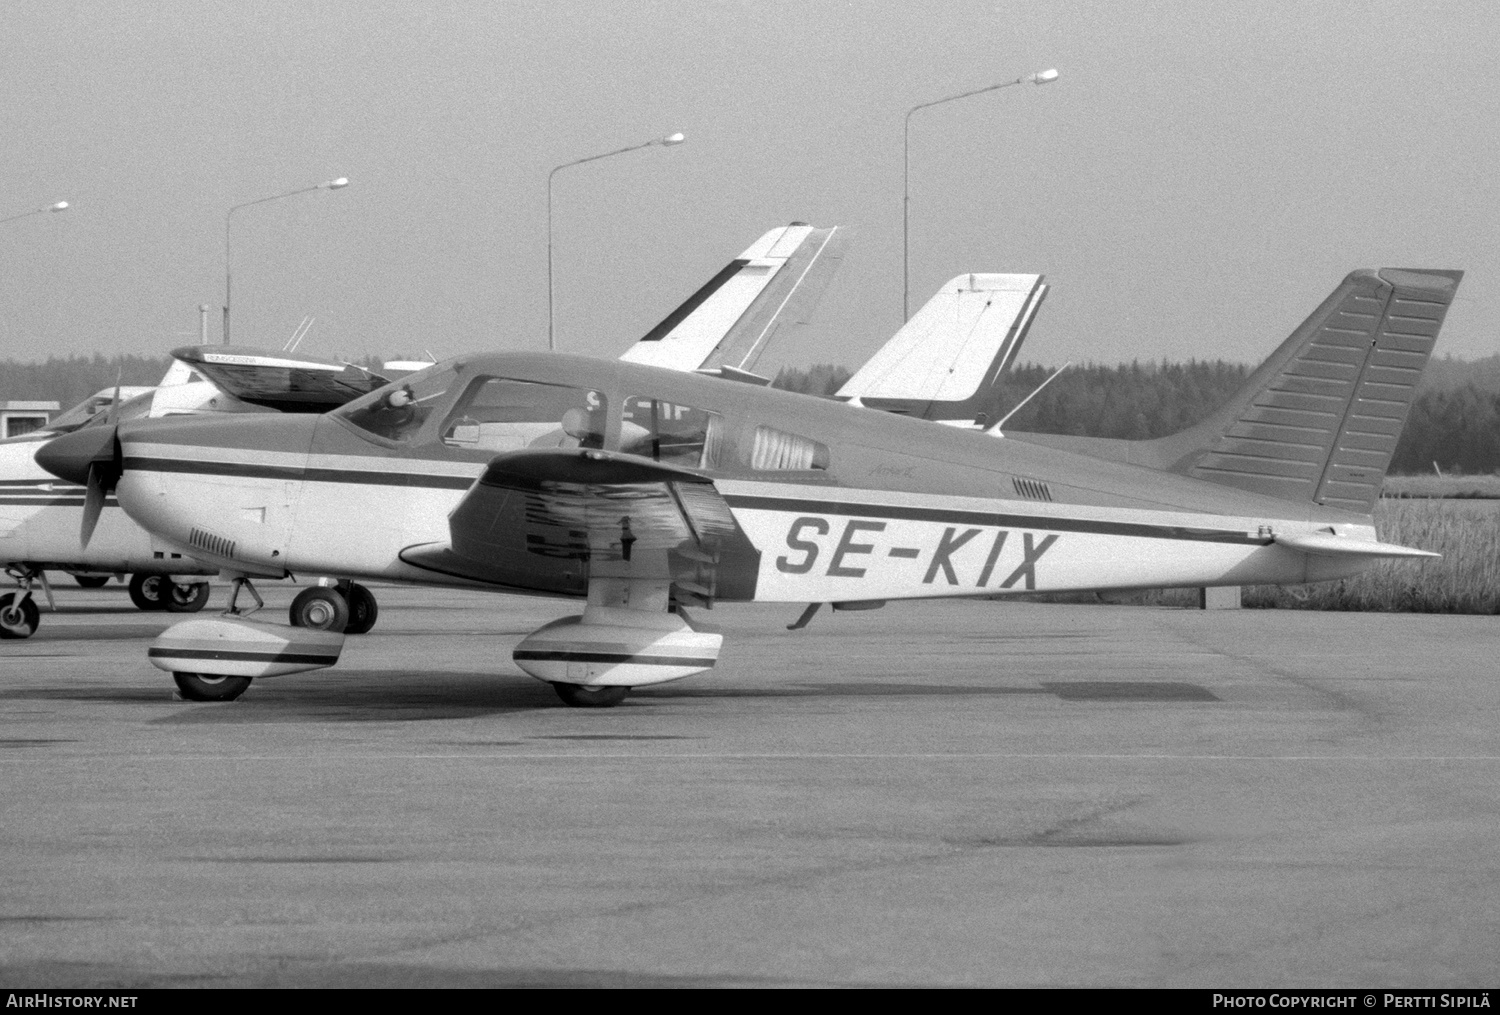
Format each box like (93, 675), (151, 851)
(1031, 68), (1059, 85)
(659, 132), (686, 146)
(48, 201), (69, 212)
(323, 177), (350, 190)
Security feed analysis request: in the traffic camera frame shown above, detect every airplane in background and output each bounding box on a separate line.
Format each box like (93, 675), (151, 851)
(0, 348), (392, 638)
(836, 272), (1047, 425)
(37, 267), (1459, 706)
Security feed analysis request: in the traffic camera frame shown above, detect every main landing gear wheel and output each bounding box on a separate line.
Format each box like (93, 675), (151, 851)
(127, 573), (167, 611)
(551, 683), (630, 708)
(164, 581), (210, 613)
(343, 582), (378, 635)
(74, 575), (110, 589)
(0, 593), (40, 639)
(289, 587), (349, 632)
(173, 673), (252, 702)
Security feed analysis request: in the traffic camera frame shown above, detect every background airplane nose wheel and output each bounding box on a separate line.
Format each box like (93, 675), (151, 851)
(164, 581), (211, 613)
(127, 573), (167, 611)
(0, 593), (40, 639)
(343, 582), (378, 635)
(172, 673), (252, 702)
(551, 683), (630, 708)
(289, 587), (349, 632)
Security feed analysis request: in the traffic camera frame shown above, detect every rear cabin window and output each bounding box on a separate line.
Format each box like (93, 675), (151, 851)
(440, 378), (605, 451)
(750, 425), (829, 471)
(621, 396), (722, 469)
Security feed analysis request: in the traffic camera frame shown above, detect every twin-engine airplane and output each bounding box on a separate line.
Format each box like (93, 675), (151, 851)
(37, 267), (1458, 707)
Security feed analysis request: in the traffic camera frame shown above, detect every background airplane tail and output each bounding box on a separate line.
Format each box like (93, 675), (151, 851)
(1156, 268), (1462, 513)
(619, 223), (845, 378)
(837, 273), (1047, 422)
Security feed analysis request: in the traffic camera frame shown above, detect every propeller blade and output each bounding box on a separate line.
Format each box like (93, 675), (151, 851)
(80, 463), (105, 548)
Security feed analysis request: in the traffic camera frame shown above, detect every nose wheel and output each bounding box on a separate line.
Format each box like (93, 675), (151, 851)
(0, 593), (40, 639)
(289, 587), (350, 632)
(173, 672), (252, 702)
(128, 573), (167, 611)
(551, 683), (631, 708)
(287, 581), (377, 634)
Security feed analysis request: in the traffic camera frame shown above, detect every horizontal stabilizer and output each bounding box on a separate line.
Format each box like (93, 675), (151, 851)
(620, 223), (844, 373)
(839, 273), (1046, 421)
(1273, 532), (1438, 559)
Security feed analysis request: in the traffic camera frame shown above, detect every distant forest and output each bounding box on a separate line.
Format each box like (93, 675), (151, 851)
(3, 353), (1500, 474)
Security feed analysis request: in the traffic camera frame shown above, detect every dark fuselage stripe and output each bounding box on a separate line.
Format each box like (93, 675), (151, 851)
(124, 456), (475, 491)
(147, 647), (339, 664)
(721, 494), (1267, 545)
(513, 649), (718, 667)
(0, 497), (118, 507)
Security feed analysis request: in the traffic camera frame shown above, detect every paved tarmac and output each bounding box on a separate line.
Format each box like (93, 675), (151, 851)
(2, 581), (1498, 988)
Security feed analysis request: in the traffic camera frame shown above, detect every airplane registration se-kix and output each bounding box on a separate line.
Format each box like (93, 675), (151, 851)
(36, 266), (1461, 707)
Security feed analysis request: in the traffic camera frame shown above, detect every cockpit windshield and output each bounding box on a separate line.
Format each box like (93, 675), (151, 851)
(334, 364), (460, 443)
(44, 390), (156, 435)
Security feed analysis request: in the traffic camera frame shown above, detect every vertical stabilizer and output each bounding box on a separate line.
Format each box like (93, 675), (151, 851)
(838, 273), (1047, 422)
(1160, 268), (1462, 513)
(620, 223), (845, 375)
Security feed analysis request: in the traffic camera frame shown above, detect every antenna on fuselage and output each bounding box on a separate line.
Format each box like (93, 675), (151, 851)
(988, 361), (1071, 434)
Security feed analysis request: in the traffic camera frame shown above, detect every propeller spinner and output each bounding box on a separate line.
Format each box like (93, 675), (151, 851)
(33, 423), (123, 547)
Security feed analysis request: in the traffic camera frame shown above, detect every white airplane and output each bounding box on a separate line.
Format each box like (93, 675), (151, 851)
(36, 266), (1459, 707)
(0, 349), (392, 638)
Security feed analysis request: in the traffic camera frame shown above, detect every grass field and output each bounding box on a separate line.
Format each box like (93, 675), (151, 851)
(1243, 498), (1500, 613)
(1023, 494), (1500, 614)
(1382, 474), (1500, 499)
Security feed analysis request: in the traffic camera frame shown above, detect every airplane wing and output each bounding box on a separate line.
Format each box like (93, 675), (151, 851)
(170, 345), (389, 413)
(399, 449), (738, 592)
(619, 223), (845, 379)
(837, 273), (1047, 423)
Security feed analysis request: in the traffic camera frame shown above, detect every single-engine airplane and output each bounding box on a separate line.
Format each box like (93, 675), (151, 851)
(36, 266), (1457, 706)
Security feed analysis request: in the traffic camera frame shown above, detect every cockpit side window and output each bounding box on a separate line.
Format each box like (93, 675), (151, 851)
(336, 365), (459, 443)
(621, 396), (722, 469)
(439, 378), (606, 452)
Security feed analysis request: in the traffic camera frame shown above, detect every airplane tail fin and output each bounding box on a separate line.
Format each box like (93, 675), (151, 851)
(836, 273), (1047, 423)
(1152, 268), (1461, 513)
(619, 223), (845, 377)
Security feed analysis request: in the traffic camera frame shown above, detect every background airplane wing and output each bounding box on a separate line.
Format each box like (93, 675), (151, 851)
(837, 273), (1046, 422)
(399, 449), (738, 592)
(619, 223), (845, 378)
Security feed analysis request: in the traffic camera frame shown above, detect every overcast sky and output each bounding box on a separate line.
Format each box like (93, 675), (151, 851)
(2, 0), (1496, 375)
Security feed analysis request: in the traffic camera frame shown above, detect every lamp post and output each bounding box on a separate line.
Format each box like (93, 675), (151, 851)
(1, 201), (69, 226)
(903, 68), (1057, 320)
(548, 132), (685, 351)
(223, 177), (349, 344)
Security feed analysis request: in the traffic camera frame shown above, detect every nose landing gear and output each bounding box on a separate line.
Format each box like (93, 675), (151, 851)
(0, 592), (40, 639)
(0, 567), (51, 639)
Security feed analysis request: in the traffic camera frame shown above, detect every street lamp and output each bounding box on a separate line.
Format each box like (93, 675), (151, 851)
(1, 201), (69, 226)
(903, 68), (1057, 320)
(548, 132), (685, 351)
(223, 177), (349, 344)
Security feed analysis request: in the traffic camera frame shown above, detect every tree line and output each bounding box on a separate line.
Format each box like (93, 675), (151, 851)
(774, 357), (1500, 475)
(2, 353), (1497, 474)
